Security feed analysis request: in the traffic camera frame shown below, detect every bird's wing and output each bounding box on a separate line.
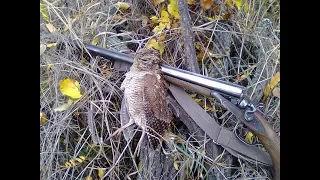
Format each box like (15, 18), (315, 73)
(142, 73), (172, 147)
(142, 73), (172, 124)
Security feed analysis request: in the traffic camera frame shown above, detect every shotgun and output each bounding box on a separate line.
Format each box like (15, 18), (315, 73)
(78, 42), (280, 180)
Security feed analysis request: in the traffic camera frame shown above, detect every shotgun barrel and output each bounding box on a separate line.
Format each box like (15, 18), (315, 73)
(82, 43), (246, 98)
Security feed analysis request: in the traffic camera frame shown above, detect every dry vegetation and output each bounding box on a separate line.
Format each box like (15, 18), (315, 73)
(40, 0), (280, 179)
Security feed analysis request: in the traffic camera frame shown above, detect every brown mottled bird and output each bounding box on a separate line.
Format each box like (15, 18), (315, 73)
(112, 48), (173, 154)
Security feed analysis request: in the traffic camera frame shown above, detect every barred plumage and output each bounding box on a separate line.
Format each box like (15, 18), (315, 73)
(112, 48), (173, 153)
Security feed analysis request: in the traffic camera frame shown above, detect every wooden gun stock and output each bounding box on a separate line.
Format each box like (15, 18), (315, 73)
(165, 75), (280, 180)
(242, 111), (280, 180)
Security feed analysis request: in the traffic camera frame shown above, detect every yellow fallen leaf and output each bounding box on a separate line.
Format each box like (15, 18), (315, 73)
(205, 106), (219, 113)
(153, 0), (165, 6)
(168, 0), (180, 19)
(45, 23), (56, 33)
(69, 160), (76, 166)
(243, 0), (249, 13)
(194, 98), (202, 103)
(40, 44), (47, 55)
(150, 16), (160, 23)
(54, 99), (74, 112)
(245, 132), (254, 144)
(189, 93), (197, 98)
(98, 168), (104, 179)
(40, 112), (47, 124)
(236, 71), (250, 81)
(160, 10), (170, 23)
(146, 39), (158, 50)
(60, 155), (87, 168)
(208, 16), (216, 21)
(158, 42), (164, 55)
(59, 78), (82, 99)
(146, 38), (164, 55)
(63, 25), (69, 32)
(47, 43), (57, 47)
(165, 23), (171, 29)
(72, 15), (80, 24)
(84, 176), (93, 180)
(47, 64), (53, 70)
(65, 162), (72, 167)
(66, 14), (81, 30)
(239, 74), (246, 81)
(197, 49), (204, 61)
(200, 0), (214, 10)
(158, 33), (167, 41)
(153, 22), (166, 33)
(171, 20), (180, 29)
(111, 14), (123, 20)
(187, 0), (196, 5)
(75, 158), (84, 163)
(115, 2), (130, 11)
(195, 42), (201, 50)
(235, 0), (242, 10)
(174, 161), (179, 170)
(40, 3), (50, 22)
(212, 5), (220, 14)
(263, 72), (280, 102)
(159, 10), (171, 29)
(224, 0), (234, 9)
(222, 12), (232, 20)
(79, 156), (86, 160)
(208, 15), (224, 21)
(92, 37), (99, 45)
(272, 87), (280, 98)
(152, 10), (172, 33)
(63, 14), (80, 31)
(209, 53), (222, 58)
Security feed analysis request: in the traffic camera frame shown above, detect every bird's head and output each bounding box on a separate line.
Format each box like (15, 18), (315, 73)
(132, 48), (161, 71)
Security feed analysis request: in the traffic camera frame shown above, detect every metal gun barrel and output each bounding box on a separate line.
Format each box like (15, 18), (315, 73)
(83, 43), (246, 98)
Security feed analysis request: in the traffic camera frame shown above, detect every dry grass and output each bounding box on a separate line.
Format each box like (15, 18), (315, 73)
(40, 0), (280, 179)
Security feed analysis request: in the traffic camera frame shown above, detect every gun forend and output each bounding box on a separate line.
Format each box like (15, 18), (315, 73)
(82, 42), (246, 98)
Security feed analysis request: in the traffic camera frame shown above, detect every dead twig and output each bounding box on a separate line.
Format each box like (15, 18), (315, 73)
(178, 0), (200, 73)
